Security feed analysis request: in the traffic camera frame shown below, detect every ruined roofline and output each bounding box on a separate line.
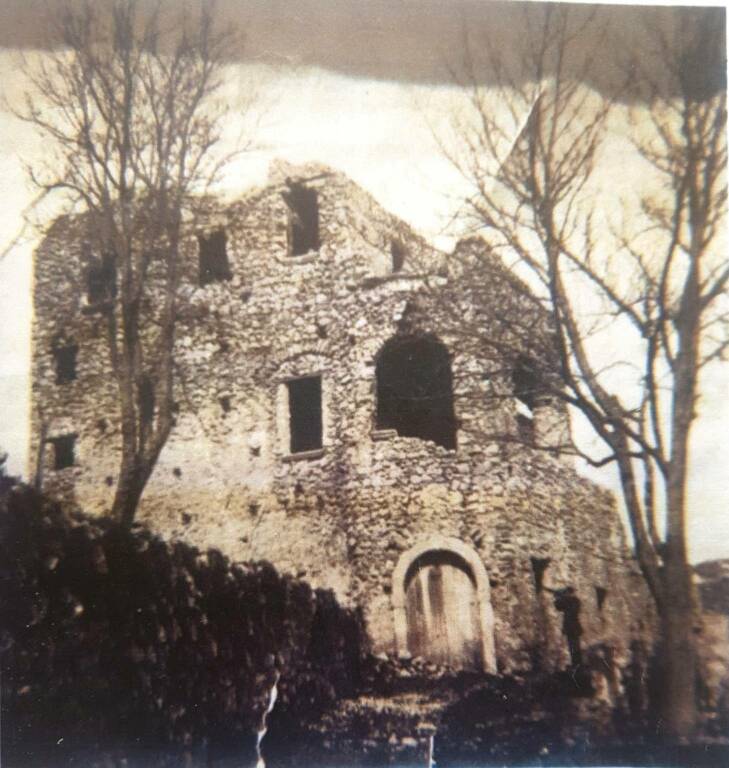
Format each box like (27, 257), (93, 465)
(450, 235), (548, 317)
(36, 159), (431, 247)
(34, 161), (573, 365)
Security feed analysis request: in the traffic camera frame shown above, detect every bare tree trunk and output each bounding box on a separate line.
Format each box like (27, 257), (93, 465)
(664, 375), (700, 739)
(659, 222), (703, 737)
(661, 552), (698, 740)
(439, 3), (725, 743)
(111, 457), (150, 529)
(19, 0), (239, 529)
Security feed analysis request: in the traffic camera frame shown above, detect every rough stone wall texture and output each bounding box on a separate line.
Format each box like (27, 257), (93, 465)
(31, 161), (655, 675)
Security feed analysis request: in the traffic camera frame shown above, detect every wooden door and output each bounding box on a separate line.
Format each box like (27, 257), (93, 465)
(405, 553), (482, 669)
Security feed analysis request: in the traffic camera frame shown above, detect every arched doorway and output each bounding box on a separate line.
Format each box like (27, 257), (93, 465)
(392, 536), (497, 672)
(405, 550), (482, 668)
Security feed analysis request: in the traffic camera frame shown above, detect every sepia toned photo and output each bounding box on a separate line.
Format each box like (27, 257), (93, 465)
(0, 1), (727, 766)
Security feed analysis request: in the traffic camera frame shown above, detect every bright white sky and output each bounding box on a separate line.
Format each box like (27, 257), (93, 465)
(0, 44), (727, 563)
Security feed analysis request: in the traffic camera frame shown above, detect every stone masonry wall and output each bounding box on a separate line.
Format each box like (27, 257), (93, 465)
(31, 160), (655, 675)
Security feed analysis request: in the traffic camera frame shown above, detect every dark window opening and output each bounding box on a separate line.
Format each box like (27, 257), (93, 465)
(530, 557), (551, 593)
(53, 343), (78, 384)
(283, 182), (320, 256)
(517, 413), (536, 445)
(376, 335), (457, 450)
(198, 230), (231, 286)
(219, 395), (232, 414)
(513, 355), (542, 411)
(87, 252), (117, 306)
(287, 375), (323, 453)
(137, 375), (155, 425)
(50, 434), (76, 470)
(553, 587), (583, 667)
(596, 586), (608, 612)
(391, 239), (407, 273)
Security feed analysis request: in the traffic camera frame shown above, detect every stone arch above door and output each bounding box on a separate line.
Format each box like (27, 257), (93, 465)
(392, 536), (496, 673)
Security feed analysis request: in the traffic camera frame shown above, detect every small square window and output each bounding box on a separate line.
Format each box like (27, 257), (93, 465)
(198, 230), (232, 286)
(50, 434), (76, 470)
(516, 413), (535, 445)
(287, 376), (322, 453)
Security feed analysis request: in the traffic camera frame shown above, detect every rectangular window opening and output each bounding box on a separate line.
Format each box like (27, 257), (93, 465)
(287, 375), (323, 454)
(517, 413), (536, 445)
(283, 183), (320, 256)
(87, 251), (117, 306)
(50, 434), (76, 470)
(198, 230), (232, 286)
(530, 557), (551, 593)
(53, 344), (78, 384)
(391, 239), (407, 273)
(513, 355), (544, 412)
(596, 586), (608, 612)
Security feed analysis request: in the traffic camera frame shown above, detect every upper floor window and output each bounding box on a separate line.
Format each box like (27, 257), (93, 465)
(512, 355), (543, 445)
(86, 251), (117, 307)
(283, 181), (320, 256)
(516, 413), (536, 445)
(198, 229), (231, 286)
(512, 355), (542, 412)
(391, 239), (407, 273)
(287, 375), (322, 453)
(52, 339), (78, 384)
(376, 335), (457, 450)
(49, 434), (76, 470)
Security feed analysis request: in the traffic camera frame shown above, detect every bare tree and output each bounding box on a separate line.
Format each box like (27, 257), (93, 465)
(20, 0), (241, 526)
(442, 5), (727, 740)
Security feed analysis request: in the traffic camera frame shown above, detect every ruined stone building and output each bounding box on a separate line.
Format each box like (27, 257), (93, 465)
(31, 162), (653, 676)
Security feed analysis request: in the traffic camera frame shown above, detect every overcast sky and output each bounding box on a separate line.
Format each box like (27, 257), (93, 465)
(0, 0), (727, 563)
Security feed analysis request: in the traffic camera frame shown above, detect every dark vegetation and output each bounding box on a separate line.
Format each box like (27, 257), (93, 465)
(266, 657), (729, 767)
(0, 471), (365, 767)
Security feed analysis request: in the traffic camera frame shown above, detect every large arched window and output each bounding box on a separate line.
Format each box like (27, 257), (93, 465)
(375, 335), (457, 449)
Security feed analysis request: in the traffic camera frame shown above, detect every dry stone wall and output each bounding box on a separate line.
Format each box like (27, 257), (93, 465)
(31, 161), (654, 675)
